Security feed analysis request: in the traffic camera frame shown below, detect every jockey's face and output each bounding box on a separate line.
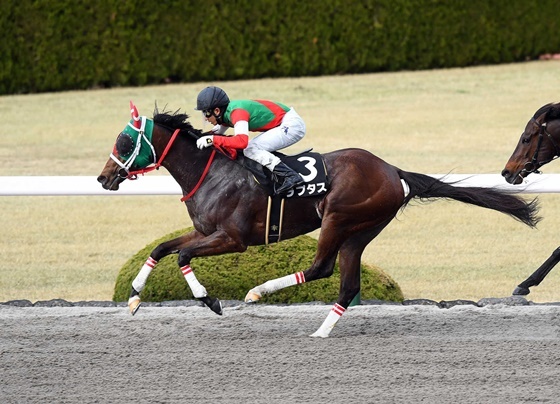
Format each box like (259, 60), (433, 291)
(202, 107), (221, 125)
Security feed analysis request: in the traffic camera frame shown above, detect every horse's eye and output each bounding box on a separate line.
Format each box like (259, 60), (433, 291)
(521, 137), (530, 144)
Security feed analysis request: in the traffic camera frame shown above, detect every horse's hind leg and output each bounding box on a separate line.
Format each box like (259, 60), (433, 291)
(310, 228), (382, 338)
(244, 228), (341, 303)
(244, 271), (308, 302)
(513, 246), (560, 295)
(244, 221), (388, 338)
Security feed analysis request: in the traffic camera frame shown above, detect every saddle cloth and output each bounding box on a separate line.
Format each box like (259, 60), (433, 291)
(241, 149), (329, 198)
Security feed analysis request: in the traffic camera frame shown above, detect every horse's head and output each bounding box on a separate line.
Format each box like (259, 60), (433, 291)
(502, 103), (560, 185)
(97, 101), (158, 190)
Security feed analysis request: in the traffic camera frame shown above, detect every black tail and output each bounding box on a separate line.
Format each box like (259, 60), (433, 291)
(398, 170), (541, 228)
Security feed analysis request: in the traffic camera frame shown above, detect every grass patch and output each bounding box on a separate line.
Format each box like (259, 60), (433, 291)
(113, 228), (403, 303)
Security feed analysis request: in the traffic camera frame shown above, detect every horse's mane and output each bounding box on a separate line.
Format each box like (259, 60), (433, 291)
(152, 105), (200, 135)
(534, 102), (560, 121)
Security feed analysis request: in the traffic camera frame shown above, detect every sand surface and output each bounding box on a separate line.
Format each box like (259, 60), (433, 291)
(1, 301), (560, 403)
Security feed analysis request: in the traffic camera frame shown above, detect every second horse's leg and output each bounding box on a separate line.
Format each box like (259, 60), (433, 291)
(513, 246), (560, 295)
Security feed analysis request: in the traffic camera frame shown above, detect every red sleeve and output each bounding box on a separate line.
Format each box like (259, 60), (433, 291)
(230, 109), (250, 127)
(213, 134), (249, 149)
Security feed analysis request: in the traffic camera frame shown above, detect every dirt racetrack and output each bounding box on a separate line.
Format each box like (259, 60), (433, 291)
(1, 299), (560, 404)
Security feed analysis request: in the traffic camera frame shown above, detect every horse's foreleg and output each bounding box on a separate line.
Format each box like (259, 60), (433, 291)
(128, 256), (158, 314)
(179, 264), (222, 315)
(128, 231), (207, 315)
(177, 230), (248, 315)
(513, 246), (560, 295)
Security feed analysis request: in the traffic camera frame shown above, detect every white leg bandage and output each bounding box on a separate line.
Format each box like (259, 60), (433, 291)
(181, 265), (208, 298)
(310, 303), (346, 338)
(131, 257), (158, 292)
(253, 272), (305, 296)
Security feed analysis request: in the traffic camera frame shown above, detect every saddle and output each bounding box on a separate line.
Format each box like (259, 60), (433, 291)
(239, 149), (329, 198)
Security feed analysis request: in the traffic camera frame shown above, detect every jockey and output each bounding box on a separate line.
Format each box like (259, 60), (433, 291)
(195, 86), (306, 195)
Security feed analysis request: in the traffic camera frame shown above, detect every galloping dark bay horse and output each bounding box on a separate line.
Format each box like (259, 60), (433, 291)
(98, 102), (539, 337)
(502, 102), (560, 296)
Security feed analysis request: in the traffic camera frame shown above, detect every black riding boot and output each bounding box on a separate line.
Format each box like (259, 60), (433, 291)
(272, 162), (304, 195)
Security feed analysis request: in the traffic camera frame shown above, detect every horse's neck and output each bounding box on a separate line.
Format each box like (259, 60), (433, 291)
(157, 133), (239, 194)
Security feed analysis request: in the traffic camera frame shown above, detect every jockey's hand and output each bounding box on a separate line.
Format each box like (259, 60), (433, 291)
(196, 135), (214, 149)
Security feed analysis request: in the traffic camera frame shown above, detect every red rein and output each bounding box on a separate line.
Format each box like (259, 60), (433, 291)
(180, 149), (216, 202)
(126, 129), (217, 202)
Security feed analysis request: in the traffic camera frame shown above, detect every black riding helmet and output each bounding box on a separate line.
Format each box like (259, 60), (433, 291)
(195, 86), (230, 123)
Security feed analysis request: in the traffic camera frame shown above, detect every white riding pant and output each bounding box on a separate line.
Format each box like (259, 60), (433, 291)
(244, 107), (306, 171)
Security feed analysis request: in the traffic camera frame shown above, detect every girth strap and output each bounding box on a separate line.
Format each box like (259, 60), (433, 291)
(265, 195), (285, 244)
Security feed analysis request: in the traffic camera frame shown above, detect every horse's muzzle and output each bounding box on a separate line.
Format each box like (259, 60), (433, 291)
(97, 174), (123, 190)
(501, 168), (524, 185)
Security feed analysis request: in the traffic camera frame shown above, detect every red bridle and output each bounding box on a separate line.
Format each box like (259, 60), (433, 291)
(120, 101), (218, 202)
(125, 128), (217, 202)
(126, 128), (181, 179)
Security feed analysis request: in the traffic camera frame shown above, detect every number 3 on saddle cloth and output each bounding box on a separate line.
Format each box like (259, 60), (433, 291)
(240, 149), (329, 244)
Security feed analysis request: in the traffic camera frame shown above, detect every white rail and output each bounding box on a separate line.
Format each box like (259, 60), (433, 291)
(0, 176), (182, 196)
(0, 174), (559, 196)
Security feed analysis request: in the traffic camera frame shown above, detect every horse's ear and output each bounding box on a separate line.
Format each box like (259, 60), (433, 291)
(537, 110), (549, 125)
(130, 101), (141, 129)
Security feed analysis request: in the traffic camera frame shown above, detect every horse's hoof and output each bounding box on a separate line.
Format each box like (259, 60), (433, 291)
(200, 296), (223, 315)
(128, 295), (141, 315)
(309, 329), (330, 338)
(244, 290), (261, 303)
(512, 286), (530, 296)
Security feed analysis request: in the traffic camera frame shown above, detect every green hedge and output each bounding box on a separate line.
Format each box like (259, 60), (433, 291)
(3, 0), (559, 94)
(113, 227), (403, 304)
